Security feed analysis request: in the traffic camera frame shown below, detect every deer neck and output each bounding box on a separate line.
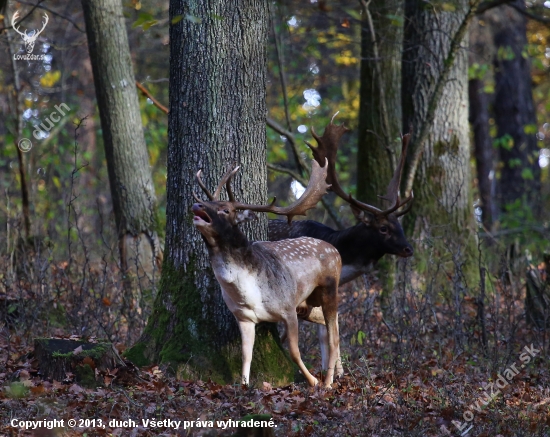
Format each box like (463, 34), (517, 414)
(330, 223), (383, 261)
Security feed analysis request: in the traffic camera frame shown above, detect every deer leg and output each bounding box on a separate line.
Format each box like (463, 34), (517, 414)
(279, 323), (288, 344)
(238, 321), (255, 385)
(321, 285), (341, 387)
(317, 324), (329, 371)
(284, 316), (318, 387)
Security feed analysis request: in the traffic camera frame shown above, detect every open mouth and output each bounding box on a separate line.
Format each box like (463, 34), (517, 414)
(192, 205), (211, 224)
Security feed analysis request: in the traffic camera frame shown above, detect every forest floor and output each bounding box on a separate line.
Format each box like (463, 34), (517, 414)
(1, 257), (550, 437)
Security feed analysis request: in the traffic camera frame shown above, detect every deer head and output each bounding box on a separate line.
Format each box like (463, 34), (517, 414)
(11, 11), (49, 54)
(193, 159), (330, 248)
(306, 115), (414, 258)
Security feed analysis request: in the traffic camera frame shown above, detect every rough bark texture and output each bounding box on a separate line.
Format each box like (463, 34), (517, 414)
(356, 0), (404, 294)
(402, 0), (474, 240)
(469, 78), (495, 230)
(357, 0), (403, 205)
(82, 0), (161, 279)
(490, 1), (541, 214)
(128, 0), (294, 385)
(469, 13), (496, 231)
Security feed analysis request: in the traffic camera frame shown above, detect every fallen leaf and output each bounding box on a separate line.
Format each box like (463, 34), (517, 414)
(69, 384), (84, 394)
(82, 356), (95, 369)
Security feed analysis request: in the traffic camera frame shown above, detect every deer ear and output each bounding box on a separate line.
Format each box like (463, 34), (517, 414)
(235, 210), (257, 224)
(350, 204), (373, 226)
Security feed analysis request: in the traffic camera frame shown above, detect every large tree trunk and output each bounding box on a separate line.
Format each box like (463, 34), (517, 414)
(490, 1), (541, 215)
(82, 0), (162, 287)
(127, 0), (293, 385)
(401, 0), (474, 239)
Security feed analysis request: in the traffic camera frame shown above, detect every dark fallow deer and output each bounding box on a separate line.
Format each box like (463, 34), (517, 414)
(192, 159), (343, 387)
(269, 119), (414, 368)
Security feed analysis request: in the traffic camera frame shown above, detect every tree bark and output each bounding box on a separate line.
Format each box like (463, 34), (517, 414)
(127, 0), (293, 385)
(469, 78), (495, 230)
(402, 0), (474, 239)
(356, 0), (403, 205)
(490, 1), (541, 215)
(468, 12), (496, 231)
(356, 0), (404, 295)
(82, 0), (162, 285)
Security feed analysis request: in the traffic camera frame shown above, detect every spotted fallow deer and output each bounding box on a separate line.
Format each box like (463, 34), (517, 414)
(269, 118), (414, 369)
(192, 159), (343, 387)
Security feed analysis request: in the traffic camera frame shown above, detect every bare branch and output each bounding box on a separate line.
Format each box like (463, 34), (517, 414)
(478, 0), (550, 25)
(0, 0), (46, 34)
(135, 80), (169, 114)
(477, 0), (511, 14)
(266, 117), (309, 175)
(17, 0), (85, 32)
(507, 3), (550, 25)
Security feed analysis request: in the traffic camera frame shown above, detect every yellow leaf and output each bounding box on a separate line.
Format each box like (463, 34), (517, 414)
(40, 71), (61, 88)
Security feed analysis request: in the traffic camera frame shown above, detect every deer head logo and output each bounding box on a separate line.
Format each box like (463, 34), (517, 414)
(11, 11), (49, 54)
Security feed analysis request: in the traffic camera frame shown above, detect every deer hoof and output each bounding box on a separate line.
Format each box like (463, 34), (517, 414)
(308, 376), (319, 387)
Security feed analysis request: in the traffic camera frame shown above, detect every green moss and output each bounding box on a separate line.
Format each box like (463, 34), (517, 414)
(124, 341), (150, 367)
(128, 257), (294, 385)
(50, 344), (109, 360)
(75, 364), (97, 388)
(433, 135), (459, 158)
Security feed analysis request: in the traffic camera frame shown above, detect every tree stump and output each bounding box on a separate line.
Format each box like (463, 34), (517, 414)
(34, 339), (125, 387)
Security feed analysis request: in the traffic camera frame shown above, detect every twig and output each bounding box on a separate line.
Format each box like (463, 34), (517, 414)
(0, 0), (46, 33)
(16, 0), (86, 32)
(477, 0), (511, 14)
(135, 80), (168, 114)
(269, 3), (292, 137)
(507, 2), (550, 25)
(266, 117), (309, 174)
(269, 2), (304, 176)
(403, 0), (483, 195)
(478, 0), (550, 25)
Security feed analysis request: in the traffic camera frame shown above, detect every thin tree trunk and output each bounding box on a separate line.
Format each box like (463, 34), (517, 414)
(469, 78), (495, 230)
(128, 0), (293, 384)
(82, 0), (162, 288)
(357, 0), (403, 205)
(490, 1), (541, 215)
(356, 0), (403, 296)
(468, 12), (496, 232)
(401, 0), (474, 251)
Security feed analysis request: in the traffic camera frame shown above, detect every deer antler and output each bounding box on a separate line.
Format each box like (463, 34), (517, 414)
(195, 159), (330, 224)
(306, 114), (413, 218)
(232, 159), (330, 224)
(11, 11), (26, 38)
(196, 166), (240, 201)
(222, 161), (330, 224)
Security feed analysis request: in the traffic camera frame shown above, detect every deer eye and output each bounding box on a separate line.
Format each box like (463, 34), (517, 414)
(223, 209), (229, 214)
(379, 225), (388, 234)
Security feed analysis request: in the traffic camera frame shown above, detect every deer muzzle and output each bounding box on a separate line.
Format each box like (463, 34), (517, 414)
(192, 203), (212, 225)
